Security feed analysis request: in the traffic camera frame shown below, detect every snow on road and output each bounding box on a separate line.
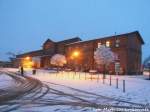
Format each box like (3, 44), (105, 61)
(0, 71), (15, 89)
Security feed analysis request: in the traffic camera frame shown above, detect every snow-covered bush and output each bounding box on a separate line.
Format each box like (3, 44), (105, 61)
(50, 54), (67, 67)
(94, 45), (115, 77)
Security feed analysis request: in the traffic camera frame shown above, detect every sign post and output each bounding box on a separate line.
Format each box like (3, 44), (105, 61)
(115, 62), (120, 76)
(115, 55), (120, 89)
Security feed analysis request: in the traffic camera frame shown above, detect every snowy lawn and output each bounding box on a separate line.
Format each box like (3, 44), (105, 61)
(25, 69), (150, 105)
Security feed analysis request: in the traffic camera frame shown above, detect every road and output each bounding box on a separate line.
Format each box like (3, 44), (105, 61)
(0, 70), (149, 112)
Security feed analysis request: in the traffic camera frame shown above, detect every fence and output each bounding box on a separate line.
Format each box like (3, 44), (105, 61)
(39, 70), (126, 93)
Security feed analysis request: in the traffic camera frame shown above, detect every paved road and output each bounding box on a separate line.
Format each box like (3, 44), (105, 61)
(0, 70), (149, 112)
(0, 70), (49, 112)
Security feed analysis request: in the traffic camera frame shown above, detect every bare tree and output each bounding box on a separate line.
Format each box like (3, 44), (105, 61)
(6, 52), (17, 62)
(6, 52), (16, 57)
(6, 51), (21, 61)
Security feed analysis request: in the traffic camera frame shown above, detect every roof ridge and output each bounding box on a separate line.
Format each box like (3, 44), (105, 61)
(57, 37), (81, 43)
(66, 31), (144, 45)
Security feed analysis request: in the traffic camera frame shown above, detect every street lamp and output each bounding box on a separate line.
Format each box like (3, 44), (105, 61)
(72, 51), (80, 72)
(25, 56), (30, 60)
(73, 51), (80, 57)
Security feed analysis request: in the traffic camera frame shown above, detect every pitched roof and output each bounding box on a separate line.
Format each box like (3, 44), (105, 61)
(57, 37), (82, 44)
(16, 50), (43, 58)
(133, 31), (144, 44)
(43, 39), (54, 45)
(66, 31), (144, 46)
(16, 31), (144, 58)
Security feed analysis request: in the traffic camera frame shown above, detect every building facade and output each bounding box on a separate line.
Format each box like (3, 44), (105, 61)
(0, 61), (13, 68)
(16, 31), (144, 75)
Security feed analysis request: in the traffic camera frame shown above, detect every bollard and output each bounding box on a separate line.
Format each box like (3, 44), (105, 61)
(123, 80), (125, 93)
(62, 71), (63, 78)
(56, 72), (57, 77)
(68, 71), (69, 77)
(73, 72), (75, 79)
(103, 77), (105, 84)
(97, 74), (99, 82)
(116, 78), (118, 89)
(32, 69), (36, 75)
(79, 72), (80, 79)
(90, 73), (92, 81)
(109, 75), (112, 86)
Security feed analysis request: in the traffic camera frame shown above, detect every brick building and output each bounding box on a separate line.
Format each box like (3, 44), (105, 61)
(16, 31), (144, 75)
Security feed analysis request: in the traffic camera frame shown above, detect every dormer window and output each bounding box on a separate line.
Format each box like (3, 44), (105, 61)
(106, 41), (110, 47)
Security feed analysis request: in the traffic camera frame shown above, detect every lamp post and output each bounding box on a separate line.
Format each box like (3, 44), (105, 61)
(115, 55), (120, 76)
(72, 51), (80, 73)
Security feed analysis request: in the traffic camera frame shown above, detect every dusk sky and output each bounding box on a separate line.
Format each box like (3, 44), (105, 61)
(0, 0), (150, 61)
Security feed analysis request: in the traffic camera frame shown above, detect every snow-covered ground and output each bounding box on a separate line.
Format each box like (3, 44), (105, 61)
(0, 74), (13, 89)
(0, 69), (16, 89)
(1, 68), (150, 112)
(26, 69), (150, 104)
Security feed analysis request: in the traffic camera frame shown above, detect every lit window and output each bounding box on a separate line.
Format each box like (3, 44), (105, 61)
(115, 39), (120, 47)
(98, 42), (102, 48)
(106, 41), (110, 47)
(116, 44), (119, 47)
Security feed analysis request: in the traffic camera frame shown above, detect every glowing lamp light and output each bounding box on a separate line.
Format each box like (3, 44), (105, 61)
(63, 60), (67, 64)
(22, 56), (34, 68)
(73, 51), (80, 57)
(23, 61), (34, 68)
(25, 56), (30, 60)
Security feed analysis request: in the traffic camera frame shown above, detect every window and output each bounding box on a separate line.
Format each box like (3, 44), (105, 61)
(115, 39), (120, 47)
(106, 41), (110, 47)
(98, 42), (102, 48)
